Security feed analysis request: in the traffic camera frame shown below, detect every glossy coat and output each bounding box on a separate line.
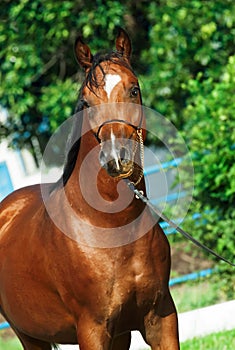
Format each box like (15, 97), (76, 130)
(0, 28), (179, 349)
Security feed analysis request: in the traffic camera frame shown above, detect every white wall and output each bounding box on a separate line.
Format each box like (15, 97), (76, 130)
(0, 139), (40, 196)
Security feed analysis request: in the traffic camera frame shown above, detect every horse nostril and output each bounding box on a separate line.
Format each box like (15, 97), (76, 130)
(120, 147), (126, 160)
(120, 147), (129, 164)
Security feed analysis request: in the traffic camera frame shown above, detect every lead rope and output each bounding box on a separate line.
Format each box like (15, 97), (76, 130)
(131, 128), (144, 186)
(127, 182), (235, 267)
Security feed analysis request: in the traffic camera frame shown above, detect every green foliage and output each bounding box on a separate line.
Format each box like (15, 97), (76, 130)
(181, 54), (235, 290)
(184, 55), (235, 205)
(141, 0), (235, 124)
(0, 0), (127, 152)
(171, 277), (232, 313)
(38, 78), (78, 131)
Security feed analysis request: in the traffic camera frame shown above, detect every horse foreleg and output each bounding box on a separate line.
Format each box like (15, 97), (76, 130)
(77, 318), (112, 350)
(144, 295), (180, 349)
(111, 332), (131, 350)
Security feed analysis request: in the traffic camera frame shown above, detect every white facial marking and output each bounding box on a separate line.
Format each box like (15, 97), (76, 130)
(110, 128), (120, 170)
(104, 74), (121, 99)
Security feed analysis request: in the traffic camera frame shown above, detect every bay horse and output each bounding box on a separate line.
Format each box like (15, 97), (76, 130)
(0, 28), (179, 349)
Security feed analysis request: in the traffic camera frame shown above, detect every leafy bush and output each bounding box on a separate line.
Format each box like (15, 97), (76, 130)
(141, 0), (235, 125)
(181, 55), (235, 290)
(0, 0), (127, 152)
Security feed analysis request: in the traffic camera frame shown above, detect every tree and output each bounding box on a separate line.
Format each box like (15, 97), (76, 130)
(180, 55), (235, 293)
(0, 0), (156, 160)
(140, 0), (235, 126)
(0, 0), (131, 159)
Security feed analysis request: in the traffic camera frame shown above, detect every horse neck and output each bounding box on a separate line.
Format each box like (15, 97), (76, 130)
(64, 118), (146, 226)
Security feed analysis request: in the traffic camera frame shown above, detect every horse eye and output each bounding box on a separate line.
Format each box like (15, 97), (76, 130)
(83, 100), (90, 108)
(130, 87), (139, 98)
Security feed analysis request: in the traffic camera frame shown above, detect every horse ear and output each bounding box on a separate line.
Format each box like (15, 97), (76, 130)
(115, 27), (132, 62)
(74, 36), (93, 71)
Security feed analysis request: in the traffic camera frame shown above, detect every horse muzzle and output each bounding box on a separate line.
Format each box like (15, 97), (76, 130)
(99, 143), (134, 179)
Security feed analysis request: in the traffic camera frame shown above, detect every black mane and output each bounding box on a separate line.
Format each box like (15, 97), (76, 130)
(61, 51), (135, 186)
(61, 97), (84, 186)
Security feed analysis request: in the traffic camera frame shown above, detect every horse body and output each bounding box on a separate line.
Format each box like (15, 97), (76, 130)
(0, 184), (176, 348)
(0, 28), (179, 349)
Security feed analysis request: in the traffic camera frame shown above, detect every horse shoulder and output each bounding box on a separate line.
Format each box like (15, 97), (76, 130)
(132, 223), (171, 294)
(0, 184), (44, 238)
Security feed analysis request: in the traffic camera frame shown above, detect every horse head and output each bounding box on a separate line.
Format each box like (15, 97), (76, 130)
(74, 28), (145, 182)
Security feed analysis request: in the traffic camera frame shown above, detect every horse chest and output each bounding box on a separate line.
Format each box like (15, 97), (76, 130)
(106, 256), (163, 310)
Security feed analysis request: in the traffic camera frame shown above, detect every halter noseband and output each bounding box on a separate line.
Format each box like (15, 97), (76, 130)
(95, 119), (142, 144)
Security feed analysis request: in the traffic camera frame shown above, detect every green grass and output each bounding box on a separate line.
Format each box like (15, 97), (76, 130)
(0, 337), (22, 350)
(181, 329), (235, 349)
(170, 277), (230, 313)
(139, 329), (235, 349)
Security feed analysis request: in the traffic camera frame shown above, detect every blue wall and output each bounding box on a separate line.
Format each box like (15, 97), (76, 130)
(0, 161), (14, 201)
